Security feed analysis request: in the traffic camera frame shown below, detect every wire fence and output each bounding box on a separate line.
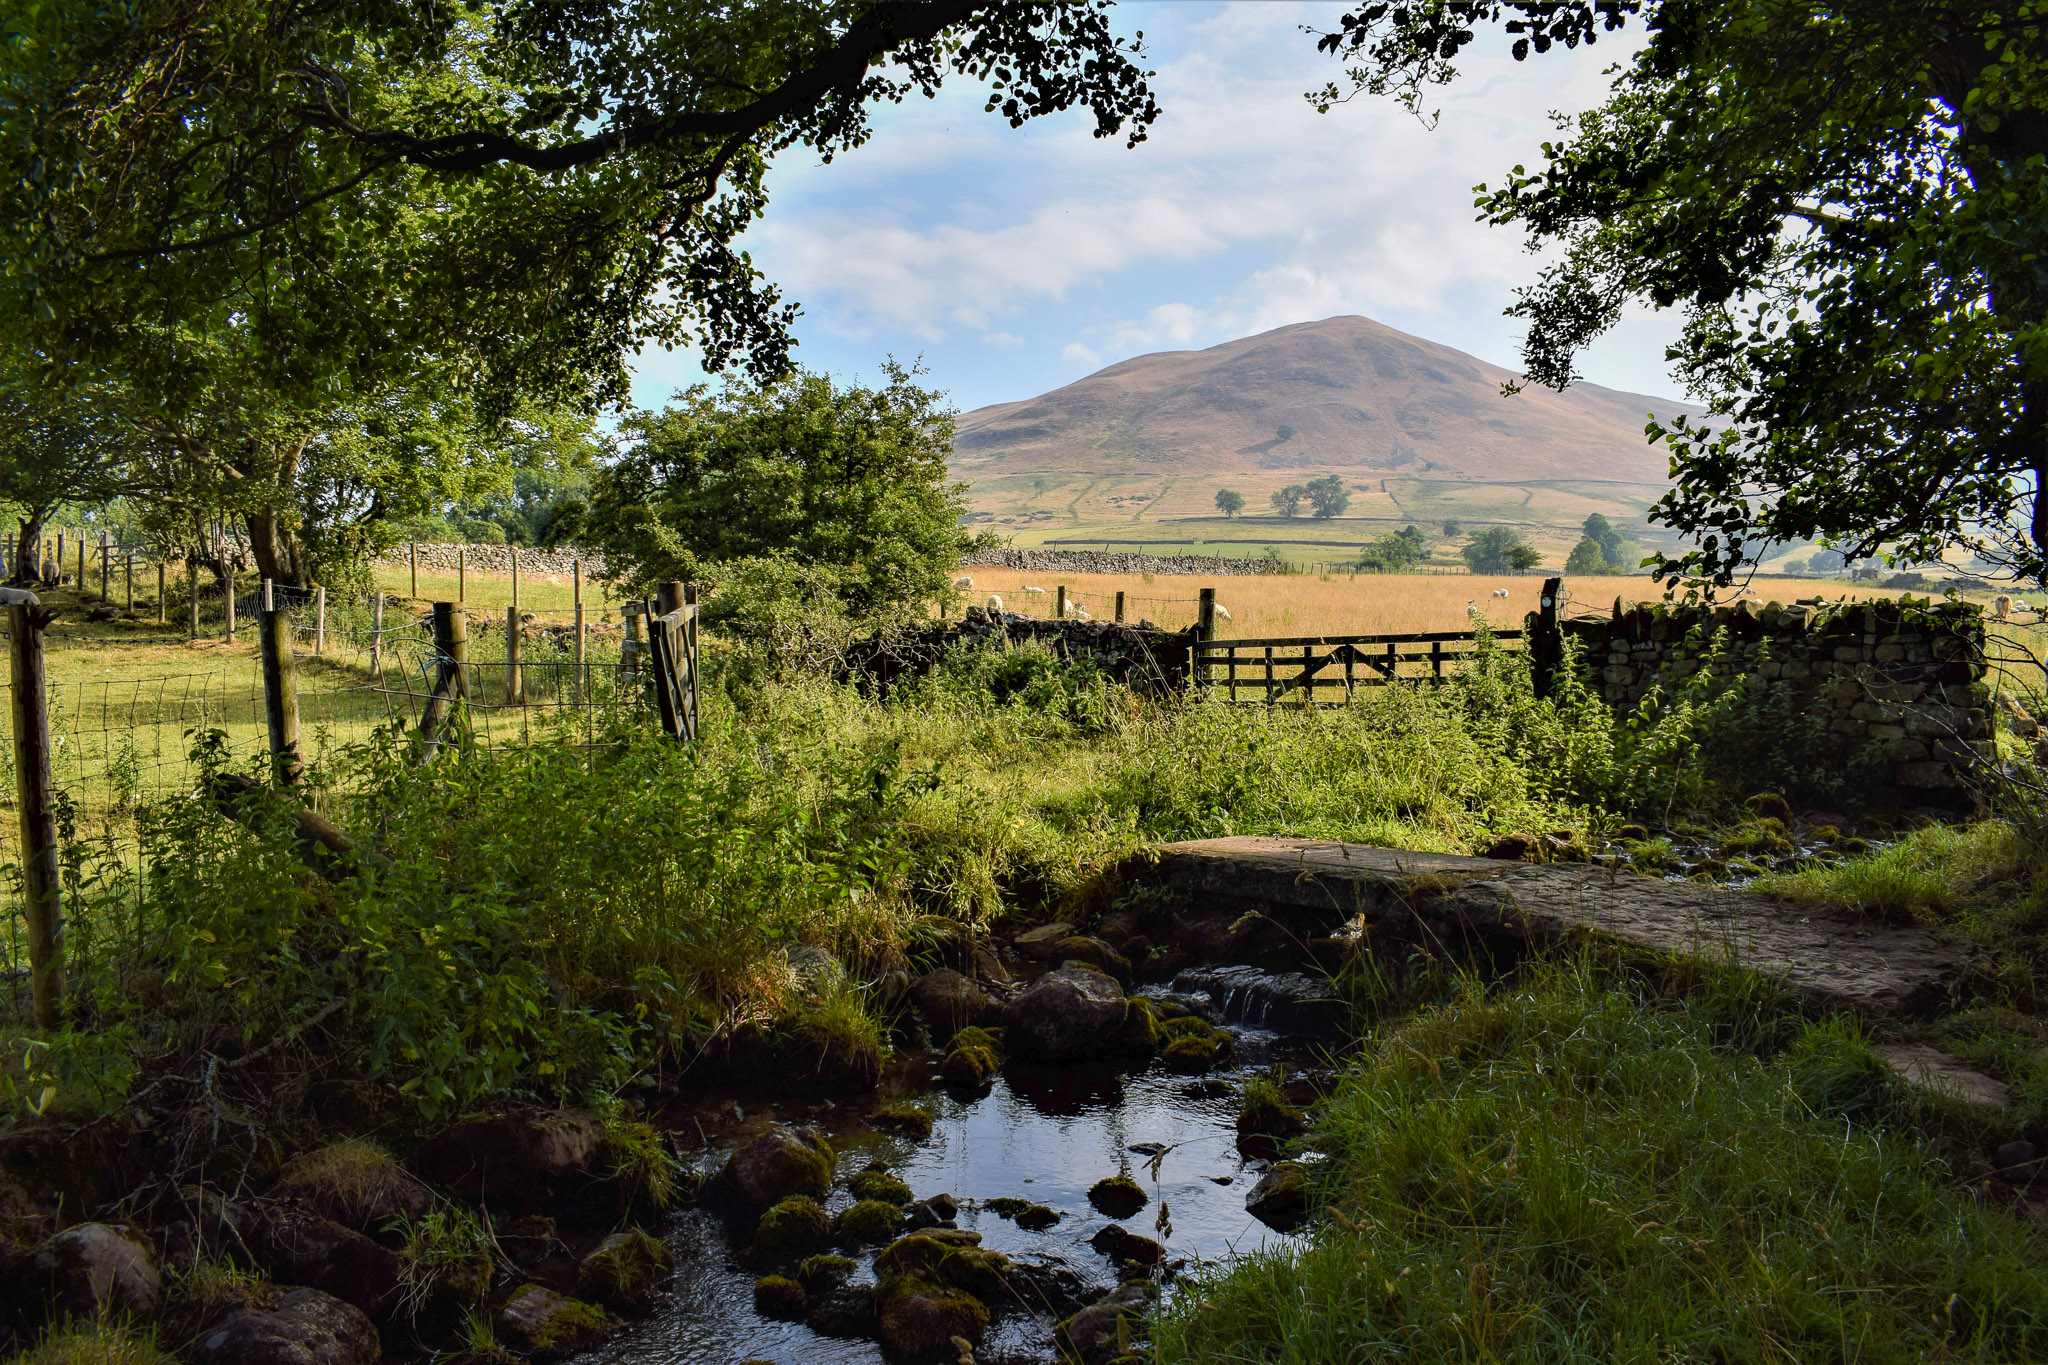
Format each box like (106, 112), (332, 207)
(0, 605), (647, 1020)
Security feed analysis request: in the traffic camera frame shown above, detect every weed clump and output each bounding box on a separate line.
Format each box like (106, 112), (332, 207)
(5, 1322), (176, 1365)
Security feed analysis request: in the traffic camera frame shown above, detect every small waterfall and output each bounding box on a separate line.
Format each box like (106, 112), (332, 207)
(1167, 966), (1344, 1037)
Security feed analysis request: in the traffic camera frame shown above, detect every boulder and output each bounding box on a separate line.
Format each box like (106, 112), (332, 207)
(1050, 936), (1131, 982)
(496, 1283), (615, 1361)
(1087, 1175), (1147, 1220)
(193, 1287), (380, 1365)
(21, 1222), (160, 1322)
(1057, 1282), (1154, 1365)
(806, 1282), (879, 1338)
(717, 1127), (835, 1207)
(1003, 964), (1127, 1062)
(903, 1193), (960, 1231)
(1013, 922), (1076, 959)
(576, 1228), (673, 1307)
(1087, 1224), (1162, 1270)
(875, 1273), (988, 1357)
(754, 1195), (830, 1260)
(875, 1231), (1010, 1298)
(909, 970), (999, 1034)
(753, 1274), (806, 1320)
(849, 1168), (914, 1205)
(1245, 1162), (1309, 1232)
(240, 1201), (401, 1318)
(416, 1110), (604, 1204)
(834, 1199), (904, 1245)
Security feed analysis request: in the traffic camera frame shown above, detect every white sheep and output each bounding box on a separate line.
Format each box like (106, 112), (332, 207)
(1022, 585), (1047, 596)
(985, 593), (1004, 613)
(1492, 588), (1510, 598)
(1214, 604), (1231, 620)
(953, 575), (974, 590)
(1074, 607), (1092, 621)
(1995, 593), (2013, 620)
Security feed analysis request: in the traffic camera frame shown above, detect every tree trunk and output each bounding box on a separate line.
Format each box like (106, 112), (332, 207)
(10, 508), (50, 587)
(244, 508), (309, 589)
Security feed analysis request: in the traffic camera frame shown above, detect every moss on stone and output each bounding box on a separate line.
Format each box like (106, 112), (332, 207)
(874, 1272), (988, 1357)
(1088, 1174), (1148, 1219)
(525, 1295), (613, 1356)
(834, 1198), (904, 1244)
(796, 1253), (855, 1295)
(1015, 1203), (1060, 1231)
(575, 1227), (674, 1306)
(982, 1196), (1030, 1218)
(875, 1234), (1011, 1298)
(752, 1274), (806, 1320)
(941, 1043), (1000, 1090)
(1109, 996), (1162, 1058)
(848, 1169), (914, 1205)
(1162, 1034), (1222, 1074)
(949, 1025), (1004, 1053)
(754, 1195), (830, 1260)
(867, 1102), (935, 1139)
(1722, 818), (1796, 858)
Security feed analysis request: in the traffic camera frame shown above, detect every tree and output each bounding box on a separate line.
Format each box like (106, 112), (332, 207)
(1276, 425), (1296, 442)
(560, 362), (970, 612)
(1581, 513), (1625, 568)
(1305, 474), (1351, 519)
(0, 365), (139, 584)
(1565, 537), (1610, 576)
(1313, 4), (2048, 584)
(1358, 524), (1430, 571)
(1271, 485), (1307, 518)
(1215, 488), (1246, 518)
(1441, 520), (1463, 539)
(1462, 526), (1536, 574)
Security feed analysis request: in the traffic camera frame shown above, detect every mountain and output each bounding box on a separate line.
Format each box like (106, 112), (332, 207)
(950, 315), (1701, 486)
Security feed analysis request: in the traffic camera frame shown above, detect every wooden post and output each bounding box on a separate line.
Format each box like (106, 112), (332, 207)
(262, 577), (273, 612)
(1056, 584), (1068, 619)
(1115, 591), (1125, 624)
(187, 560), (199, 637)
(156, 561), (165, 624)
(370, 592), (385, 678)
(8, 597), (64, 1027)
(409, 541), (418, 599)
(1197, 586), (1217, 690)
(98, 531), (108, 601)
(622, 600), (646, 674)
(75, 536), (84, 592)
(510, 546), (519, 614)
(124, 553), (133, 613)
(573, 559), (585, 691)
(259, 606), (303, 790)
(314, 585), (326, 657)
(55, 533), (63, 583)
(457, 546), (465, 602)
(224, 565), (236, 643)
(1532, 575), (1564, 700)
(417, 602), (470, 757)
(506, 604), (523, 703)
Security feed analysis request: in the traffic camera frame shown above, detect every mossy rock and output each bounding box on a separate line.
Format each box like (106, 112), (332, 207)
(1015, 1203), (1060, 1231)
(874, 1272), (988, 1357)
(754, 1195), (830, 1260)
(982, 1196), (1030, 1219)
(1614, 822), (1651, 841)
(797, 1253), (856, 1296)
(849, 1169), (915, 1205)
(1745, 791), (1795, 823)
(720, 1127), (836, 1206)
(497, 1284), (616, 1360)
(867, 1103), (935, 1139)
(1162, 1034), (1221, 1074)
(941, 1044), (1000, 1091)
(834, 1198), (904, 1244)
(948, 1025), (1005, 1054)
(753, 1274), (806, 1320)
(874, 1233), (1012, 1298)
(575, 1227), (674, 1306)
(1159, 1014), (1215, 1042)
(1109, 997), (1162, 1059)
(1721, 818), (1795, 857)
(1088, 1174), (1148, 1219)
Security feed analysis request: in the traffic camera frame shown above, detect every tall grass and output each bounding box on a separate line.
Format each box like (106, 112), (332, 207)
(1155, 965), (2048, 1363)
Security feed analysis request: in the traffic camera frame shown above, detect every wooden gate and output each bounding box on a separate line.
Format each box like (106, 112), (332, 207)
(1195, 630), (1522, 703)
(643, 584), (700, 743)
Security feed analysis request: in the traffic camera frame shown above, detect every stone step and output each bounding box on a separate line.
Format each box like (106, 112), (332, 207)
(1148, 836), (1965, 1016)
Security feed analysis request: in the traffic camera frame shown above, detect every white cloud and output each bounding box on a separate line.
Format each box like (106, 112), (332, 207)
(1060, 342), (1102, 371)
(981, 332), (1025, 346)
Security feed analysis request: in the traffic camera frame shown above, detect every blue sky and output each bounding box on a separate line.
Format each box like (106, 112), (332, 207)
(628, 1), (1685, 416)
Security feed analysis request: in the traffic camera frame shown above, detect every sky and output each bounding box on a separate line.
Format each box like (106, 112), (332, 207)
(627, 1), (1686, 417)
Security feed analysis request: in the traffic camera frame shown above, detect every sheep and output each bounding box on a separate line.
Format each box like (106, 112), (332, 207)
(1466, 601), (1480, 616)
(1214, 604), (1232, 620)
(985, 593), (1004, 613)
(1492, 588), (1510, 598)
(953, 575), (974, 590)
(1995, 594), (2013, 620)
(1022, 585), (1047, 596)
(1074, 607), (1092, 621)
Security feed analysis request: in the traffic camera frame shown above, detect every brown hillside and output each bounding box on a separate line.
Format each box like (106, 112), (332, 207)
(951, 315), (1700, 485)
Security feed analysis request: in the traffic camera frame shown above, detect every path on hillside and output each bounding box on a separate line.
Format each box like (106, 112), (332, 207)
(1150, 836), (1964, 1016)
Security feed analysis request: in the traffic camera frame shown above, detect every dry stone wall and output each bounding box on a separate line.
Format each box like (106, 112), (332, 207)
(1562, 596), (1992, 800)
(375, 542), (600, 576)
(963, 548), (1284, 576)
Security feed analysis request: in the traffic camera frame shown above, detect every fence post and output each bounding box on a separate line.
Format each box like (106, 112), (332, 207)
(1197, 586), (1217, 691)
(409, 541), (418, 599)
(506, 604), (523, 703)
(124, 553), (133, 613)
(262, 577), (273, 613)
(187, 560), (199, 637)
(314, 585), (326, 657)
(259, 605), (304, 790)
(1532, 575), (1564, 700)
(8, 595), (64, 1027)
(224, 566), (236, 644)
(1115, 590), (1125, 624)
(156, 561), (165, 624)
(75, 537), (84, 593)
(622, 600), (646, 674)
(97, 531), (108, 601)
(417, 601), (471, 757)
(573, 559), (585, 692)
(1056, 584), (1068, 619)
(457, 546), (465, 603)
(370, 592), (385, 677)
(55, 533), (64, 583)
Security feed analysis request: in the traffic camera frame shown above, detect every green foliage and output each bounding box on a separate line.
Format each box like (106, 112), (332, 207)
(564, 364), (970, 614)
(1304, 474), (1350, 519)
(1156, 965), (2048, 1362)
(1275, 425), (1295, 442)
(1355, 525), (1428, 572)
(1214, 488), (1246, 518)
(1270, 485), (1305, 519)
(393, 1208), (495, 1319)
(1563, 535), (1608, 575)
(1460, 526), (1536, 574)
(3, 1322), (175, 1365)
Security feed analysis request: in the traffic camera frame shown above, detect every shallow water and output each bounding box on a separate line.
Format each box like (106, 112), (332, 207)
(580, 1017), (1312, 1364)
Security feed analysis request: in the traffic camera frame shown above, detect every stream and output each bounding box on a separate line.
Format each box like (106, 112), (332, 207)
(581, 991), (1321, 1364)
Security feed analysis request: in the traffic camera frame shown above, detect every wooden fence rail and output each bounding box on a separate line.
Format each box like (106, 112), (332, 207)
(1195, 630), (1524, 703)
